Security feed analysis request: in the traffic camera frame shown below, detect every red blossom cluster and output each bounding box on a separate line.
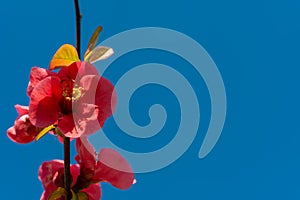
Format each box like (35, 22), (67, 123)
(39, 138), (134, 200)
(8, 61), (116, 141)
(7, 54), (134, 199)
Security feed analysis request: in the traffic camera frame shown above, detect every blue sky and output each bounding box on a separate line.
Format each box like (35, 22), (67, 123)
(1, 0), (300, 199)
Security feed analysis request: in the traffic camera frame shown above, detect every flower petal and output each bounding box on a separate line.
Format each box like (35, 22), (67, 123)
(29, 76), (62, 127)
(58, 115), (77, 137)
(52, 164), (80, 188)
(76, 62), (99, 78)
(58, 61), (99, 81)
(76, 138), (96, 180)
(94, 77), (117, 126)
(75, 75), (116, 136)
(53, 168), (65, 188)
(80, 183), (101, 200)
(7, 114), (39, 144)
(70, 164), (81, 187)
(75, 109), (101, 137)
(27, 67), (56, 96)
(93, 148), (134, 190)
(38, 160), (64, 200)
(15, 104), (29, 117)
(73, 75), (102, 136)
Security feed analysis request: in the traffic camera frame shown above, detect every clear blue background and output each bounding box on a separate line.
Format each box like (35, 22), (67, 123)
(1, 0), (300, 199)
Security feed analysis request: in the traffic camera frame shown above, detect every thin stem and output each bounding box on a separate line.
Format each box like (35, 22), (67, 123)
(63, 1), (82, 199)
(74, 0), (81, 59)
(64, 137), (72, 200)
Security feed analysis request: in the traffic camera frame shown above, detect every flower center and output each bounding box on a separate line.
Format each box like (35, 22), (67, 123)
(60, 79), (83, 114)
(71, 87), (83, 101)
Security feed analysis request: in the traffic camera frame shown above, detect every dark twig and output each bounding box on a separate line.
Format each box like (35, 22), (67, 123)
(64, 1), (82, 199)
(63, 137), (71, 200)
(74, 0), (82, 59)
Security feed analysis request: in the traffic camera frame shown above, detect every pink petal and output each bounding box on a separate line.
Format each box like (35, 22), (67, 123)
(27, 67), (56, 96)
(52, 164), (81, 188)
(93, 148), (134, 190)
(74, 74), (102, 135)
(76, 62), (99, 78)
(74, 109), (102, 137)
(15, 104), (29, 117)
(63, 75), (101, 136)
(38, 160), (64, 200)
(58, 62), (80, 81)
(58, 115), (77, 138)
(94, 77), (117, 126)
(29, 76), (62, 127)
(7, 114), (39, 144)
(70, 164), (81, 187)
(74, 104), (102, 137)
(80, 183), (101, 200)
(40, 191), (46, 200)
(79, 75), (100, 106)
(75, 75), (116, 136)
(52, 168), (65, 188)
(76, 138), (96, 180)
(58, 62), (99, 81)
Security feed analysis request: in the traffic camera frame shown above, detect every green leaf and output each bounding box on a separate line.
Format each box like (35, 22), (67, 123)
(85, 46), (114, 63)
(84, 26), (103, 60)
(48, 187), (65, 200)
(35, 124), (55, 142)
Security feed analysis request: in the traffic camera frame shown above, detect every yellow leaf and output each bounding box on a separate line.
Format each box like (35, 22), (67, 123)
(50, 44), (80, 70)
(48, 187), (65, 200)
(71, 190), (77, 200)
(76, 192), (88, 200)
(35, 124), (55, 142)
(84, 26), (103, 60)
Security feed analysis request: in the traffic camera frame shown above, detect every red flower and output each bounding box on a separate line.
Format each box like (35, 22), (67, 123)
(75, 137), (134, 190)
(27, 67), (56, 97)
(28, 62), (116, 138)
(38, 160), (81, 200)
(7, 105), (40, 144)
(38, 138), (134, 200)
